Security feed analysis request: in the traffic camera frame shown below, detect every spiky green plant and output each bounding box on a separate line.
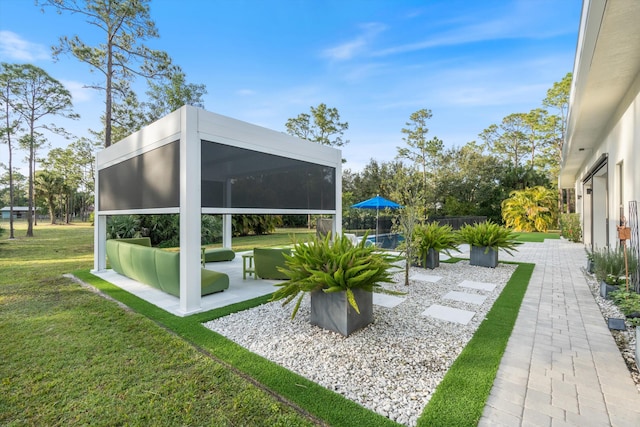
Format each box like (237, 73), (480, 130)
(270, 233), (401, 319)
(458, 220), (520, 255)
(415, 222), (460, 263)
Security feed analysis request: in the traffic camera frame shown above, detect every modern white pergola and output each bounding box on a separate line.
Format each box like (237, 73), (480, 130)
(92, 105), (342, 315)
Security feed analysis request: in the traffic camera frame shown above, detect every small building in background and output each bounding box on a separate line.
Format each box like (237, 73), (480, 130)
(1, 206), (35, 220)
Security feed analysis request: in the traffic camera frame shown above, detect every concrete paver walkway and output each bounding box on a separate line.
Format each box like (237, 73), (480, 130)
(478, 239), (640, 426)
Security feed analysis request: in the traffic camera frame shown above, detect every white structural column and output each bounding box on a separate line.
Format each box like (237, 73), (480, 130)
(334, 152), (343, 238)
(179, 106), (202, 314)
(92, 160), (107, 272)
(222, 215), (232, 249)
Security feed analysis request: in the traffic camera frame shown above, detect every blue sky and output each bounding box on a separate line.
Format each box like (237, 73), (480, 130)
(0, 0), (582, 173)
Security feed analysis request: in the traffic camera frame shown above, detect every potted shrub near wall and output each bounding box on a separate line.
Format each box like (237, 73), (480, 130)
(270, 233), (400, 336)
(593, 246), (638, 298)
(458, 220), (520, 268)
(414, 222), (459, 269)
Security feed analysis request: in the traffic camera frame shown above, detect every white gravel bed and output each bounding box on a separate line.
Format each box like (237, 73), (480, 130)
(204, 261), (517, 426)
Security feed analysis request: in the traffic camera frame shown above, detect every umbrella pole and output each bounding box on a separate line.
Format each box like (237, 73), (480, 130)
(376, 208), (379, 246)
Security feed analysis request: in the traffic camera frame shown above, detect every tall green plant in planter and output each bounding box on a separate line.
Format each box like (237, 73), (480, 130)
(458, 220), (520, 268)
(592, 247), (637, 298)
(271, 233), (401, 336)
(415, 222), (459, 269)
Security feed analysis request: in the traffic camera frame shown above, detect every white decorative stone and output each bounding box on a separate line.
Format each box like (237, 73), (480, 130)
(204, 262), (517, 427)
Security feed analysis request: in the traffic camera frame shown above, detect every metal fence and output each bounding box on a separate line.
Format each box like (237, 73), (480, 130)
(342, 215), (487, 233)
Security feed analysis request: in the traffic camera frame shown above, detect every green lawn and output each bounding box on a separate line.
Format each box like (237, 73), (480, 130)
(0, 223), (317, 426)
(1, 221), (533, 426)
(512, 231), (560, 242)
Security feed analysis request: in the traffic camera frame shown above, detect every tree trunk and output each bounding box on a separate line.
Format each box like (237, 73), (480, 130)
(26, 126), (34, 237)
(105, 38), (113, 147)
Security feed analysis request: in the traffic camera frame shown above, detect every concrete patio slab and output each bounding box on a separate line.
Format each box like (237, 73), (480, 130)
(443, 290), (487, 305)
(422, 304), (475, 325)
(373, 293), (406, 308)
(459, 280), (497, 292)
(411, 272), (443, 283)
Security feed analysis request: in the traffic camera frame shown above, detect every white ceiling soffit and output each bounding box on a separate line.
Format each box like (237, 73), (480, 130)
(561, 0), (640, 187)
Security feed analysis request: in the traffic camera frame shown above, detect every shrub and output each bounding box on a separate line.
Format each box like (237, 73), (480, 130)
(559, 213), (581, 242)
(415, 222), (459, 264)
(106, 215), (142, 239)
(457, 220), (520, 255)
(501, 186), (557, 232)
(270, 233), (401, 318)
(591, 246), (638, 284)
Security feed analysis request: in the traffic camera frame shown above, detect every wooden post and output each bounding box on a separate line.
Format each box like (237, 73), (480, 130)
(618, 215), (631, 292)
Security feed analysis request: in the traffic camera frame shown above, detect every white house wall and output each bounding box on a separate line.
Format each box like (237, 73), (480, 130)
(575, 85), (640, 247)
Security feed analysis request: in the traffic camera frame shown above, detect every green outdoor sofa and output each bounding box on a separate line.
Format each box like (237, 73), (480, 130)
(253, 247), (292, 280)
(106, 238), (229, 297)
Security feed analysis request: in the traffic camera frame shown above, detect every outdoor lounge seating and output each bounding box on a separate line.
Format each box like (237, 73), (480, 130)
(253, 248), (292, 280)
(106, 238), (229, 297)
(204, 248), (235, 262)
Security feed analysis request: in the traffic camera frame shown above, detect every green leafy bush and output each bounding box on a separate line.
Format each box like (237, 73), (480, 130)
(457, 220), (520, 255)
(415, 222), (459, 263)
(501, 186), (557, 232)
(609, 290), (640, 326)
(106, 215), (142, 239)
(592, 246), (638, 287)
(270, 233), (401, 318)
(559, 213), (582, 242)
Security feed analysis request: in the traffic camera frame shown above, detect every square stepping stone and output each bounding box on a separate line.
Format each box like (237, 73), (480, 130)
(373, 293), (405, 308)
(411, 272), (442, 283)
(422, 304), (475, 325)
(443, 291), (487, 305)
(459, 280), (496, 292)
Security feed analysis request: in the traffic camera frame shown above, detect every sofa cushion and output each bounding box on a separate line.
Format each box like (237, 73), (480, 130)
(106, 240), (122, 274)
(130, 243), (159, 289)
(204, 248), (235, 262)
(154, 249), (180, 296)
(201, 269), (229, 295)
(254, 248), (292, 280)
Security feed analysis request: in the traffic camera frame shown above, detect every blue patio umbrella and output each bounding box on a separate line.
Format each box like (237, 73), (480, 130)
(351, 195), (402, 245)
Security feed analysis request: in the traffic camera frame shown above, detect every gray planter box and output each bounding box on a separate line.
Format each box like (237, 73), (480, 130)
(599, 281), (617, 299)
(310, 288), (373, 336)
(423, 248), (440, 269)
(470, 246), (498, 268)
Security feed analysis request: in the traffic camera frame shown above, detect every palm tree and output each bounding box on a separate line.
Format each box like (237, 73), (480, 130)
(35, 170), (64, 224)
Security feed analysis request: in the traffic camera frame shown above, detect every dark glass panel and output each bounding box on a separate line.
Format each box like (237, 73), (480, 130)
(99, 141), (180, 210)
(201, 140), (335, 210)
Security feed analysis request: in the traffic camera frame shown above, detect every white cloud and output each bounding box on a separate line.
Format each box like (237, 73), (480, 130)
(372, 2), (575, 58)
(236, 88), (256, 96)
(0, 31), (50, 62)
(59, 79), (94, 103)
(322, 22), (387, 61)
